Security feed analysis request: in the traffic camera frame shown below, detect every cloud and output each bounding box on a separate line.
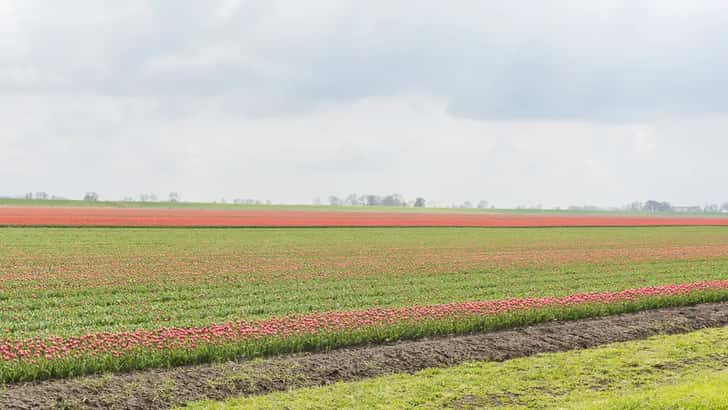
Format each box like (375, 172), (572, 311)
(1, 1), (728, 206)
(4, 0), (727, 120)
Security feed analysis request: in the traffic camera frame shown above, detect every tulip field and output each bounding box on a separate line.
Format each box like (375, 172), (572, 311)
(2, 223), (728, 387)
(3, 205), (728, 227)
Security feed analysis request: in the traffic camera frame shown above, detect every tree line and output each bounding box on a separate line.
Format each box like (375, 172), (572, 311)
(323, 194), (490, 209)
(625, 200), (728, 213)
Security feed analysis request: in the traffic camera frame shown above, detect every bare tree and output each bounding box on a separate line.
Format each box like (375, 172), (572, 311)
(382, 194), (406, 206)
(644, 200), (671, 213)
(625, 201), (643, 212)
(704, 203), (719, 213)
(83, 192), (99, 201)
(364, 195), (381, 206)
(328, 195), (343, 206)
(414, 197), (426, 207)
(168, 192), (180, 203)
(345, 193), (360, 206)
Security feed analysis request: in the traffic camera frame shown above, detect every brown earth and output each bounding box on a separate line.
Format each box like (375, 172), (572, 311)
(3, 302), (728, 409)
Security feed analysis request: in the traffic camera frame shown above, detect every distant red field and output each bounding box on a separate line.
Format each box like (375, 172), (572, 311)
(2, 206), (728, 227)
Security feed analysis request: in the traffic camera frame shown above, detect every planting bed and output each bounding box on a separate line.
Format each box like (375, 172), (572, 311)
(3, 225), (728, 407)
(2, 206), (728, 227)
(3, 302), (728, 409)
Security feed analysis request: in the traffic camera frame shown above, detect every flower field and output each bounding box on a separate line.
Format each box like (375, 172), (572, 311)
(2, 226), (728, 385)
(2, 206), (728, 227)
(2, 280), (728, 382)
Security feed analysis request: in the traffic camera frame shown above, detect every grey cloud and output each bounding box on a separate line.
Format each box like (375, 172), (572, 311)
(4, 1), (726, 121)
(2, 1), (728, 206)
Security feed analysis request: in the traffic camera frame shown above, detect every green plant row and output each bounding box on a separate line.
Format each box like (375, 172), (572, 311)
(2, 290), (728, 383)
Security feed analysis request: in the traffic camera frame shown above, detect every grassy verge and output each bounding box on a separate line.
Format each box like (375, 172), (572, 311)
(183, 326), (728, 409)
(578, 371), (728, 409)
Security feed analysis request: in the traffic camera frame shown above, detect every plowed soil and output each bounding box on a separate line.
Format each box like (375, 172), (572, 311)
(3, 206), (728, 227)
(4, 302), (728, 410)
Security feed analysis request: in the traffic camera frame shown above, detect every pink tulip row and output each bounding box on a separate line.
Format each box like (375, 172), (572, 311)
(3, 279), (728, 363)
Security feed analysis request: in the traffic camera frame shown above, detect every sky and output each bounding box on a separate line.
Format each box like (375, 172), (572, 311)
(2, 0), (728, 208)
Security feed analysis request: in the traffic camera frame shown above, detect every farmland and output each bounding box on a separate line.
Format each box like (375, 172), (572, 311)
(3, 206), (728, 227)
(3, 215), (728, 407)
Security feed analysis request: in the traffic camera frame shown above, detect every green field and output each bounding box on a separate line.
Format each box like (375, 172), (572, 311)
(187, 326), (728, 409)
(3, 224), (728, 401)
(3, 226), (728, 339)
(3, 225), (728, 383)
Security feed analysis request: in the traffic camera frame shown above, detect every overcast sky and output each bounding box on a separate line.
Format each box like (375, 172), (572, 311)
(2, 0), (728, 207)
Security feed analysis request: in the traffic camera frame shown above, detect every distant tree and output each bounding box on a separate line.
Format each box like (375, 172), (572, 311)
(328, 195), (343, 206)
(477, 200), (489, 209)
(364, 195), (381, 206)
(704, 204), (720, 213)
(168, 192), (180, 203)
(35, 192), (49, 200)
(414, 197), (426, 207)
(626, 201), (643, 212)
(83, 192), (99, 201)
(644, 200), (658, 212)
(24, 192), (33, 200)
(123, 196), (134, 202)
(345, 193), (361, 206)
(461, 201), (473, 208)
(722, 202), (728, 212)
(644, 200), (671, 213)
(382, 194), (406, 207)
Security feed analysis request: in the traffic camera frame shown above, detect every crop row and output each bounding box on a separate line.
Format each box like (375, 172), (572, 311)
(4, 227), (728, 341)
(2, 280), (728, 382)
(3, 207), (728, 227)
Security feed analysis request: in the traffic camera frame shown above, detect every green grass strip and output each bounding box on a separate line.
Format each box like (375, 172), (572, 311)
(576, 370), (728, 409)
(184, 326), (728, 409)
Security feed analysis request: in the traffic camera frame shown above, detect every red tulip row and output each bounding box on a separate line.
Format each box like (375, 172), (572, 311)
(3, 279), (728, 364)
(4, 206), (728, 227)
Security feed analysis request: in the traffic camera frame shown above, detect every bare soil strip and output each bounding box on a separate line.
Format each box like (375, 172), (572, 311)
(4, 302), (728, 410)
